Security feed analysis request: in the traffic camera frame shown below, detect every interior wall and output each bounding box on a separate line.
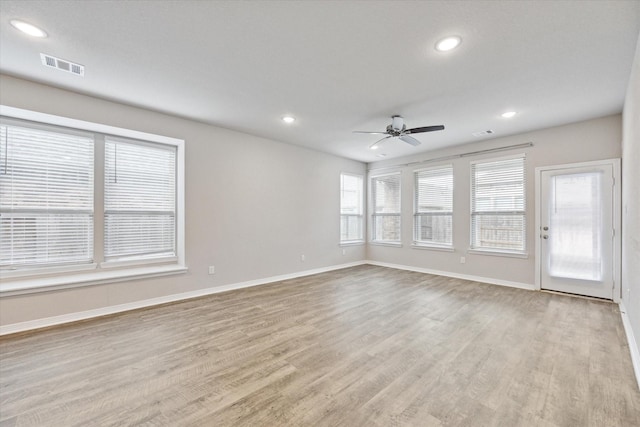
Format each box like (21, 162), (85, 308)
(366, 115), (622, 286)
(622, 32), (640, 365)
(0, 74), (366, 327)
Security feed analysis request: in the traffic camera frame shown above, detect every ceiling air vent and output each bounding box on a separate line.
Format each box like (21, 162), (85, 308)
(40, 53), (84, 76)
(472, 130), (494, 137)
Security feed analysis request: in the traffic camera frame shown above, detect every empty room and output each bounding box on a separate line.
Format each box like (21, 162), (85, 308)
(1, 0), (639, 426)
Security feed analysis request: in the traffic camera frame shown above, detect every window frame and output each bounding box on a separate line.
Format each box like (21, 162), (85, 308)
(369, 171), (402, 246)
(469, 154), (527, 256)
(0, 105), (186, 296)
(339, 172), (364, 245)
(103, 136), (178, 264)
(413, 164), (454, 250)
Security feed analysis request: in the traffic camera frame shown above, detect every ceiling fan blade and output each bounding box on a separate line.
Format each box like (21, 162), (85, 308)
(353, 131), (388, 135)
(370, 135), (392, 149)
(399, 135), (421, 146)
(406, 125), (445, 134)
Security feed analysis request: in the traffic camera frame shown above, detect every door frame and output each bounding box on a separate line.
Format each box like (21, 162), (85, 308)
(534, 158), (621, 302)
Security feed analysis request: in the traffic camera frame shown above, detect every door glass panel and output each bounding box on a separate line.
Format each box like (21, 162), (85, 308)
(548, 172), (602, 281)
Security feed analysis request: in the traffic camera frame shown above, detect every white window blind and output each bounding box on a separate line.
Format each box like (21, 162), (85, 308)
(471, 155), (526, 252)
(340, 173), (364, 243)
(104, 138), (176, 261)
(414, 165), (453, 246)
(0, 121), (94, 269)
(371, 173), (401, 243)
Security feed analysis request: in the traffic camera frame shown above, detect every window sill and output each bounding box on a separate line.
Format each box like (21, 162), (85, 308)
(412, 244), (454, 252)
(339, 241), (365, 247)
(369, 241), (403, 248)
(467, 248), (529, 259)
(0, 264), (188, 297)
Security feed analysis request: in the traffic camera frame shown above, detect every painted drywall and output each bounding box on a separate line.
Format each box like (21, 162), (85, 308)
(0, 74), (366, 326)
(622, 32), (640, 367)
(366, 115), (622, 287)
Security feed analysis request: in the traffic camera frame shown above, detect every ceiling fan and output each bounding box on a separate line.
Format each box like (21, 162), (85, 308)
(354, 115), (444, 149)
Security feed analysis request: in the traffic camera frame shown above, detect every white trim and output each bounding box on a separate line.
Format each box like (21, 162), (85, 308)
(0, 261), (366, 335)
(0, 265), (188, 296)
(619, 301), (640, 391)
(411, 244), (454, 252)
(365, 260), (534, 291)
(369, 242), (403, 248)
(0, 105), (182, 146)
(534, 158), (621, 302)
(467, 249), (529, 259)
(1, 263), (98, 280)
(339, 241), (365, 247)
(100, 256), (178, 269)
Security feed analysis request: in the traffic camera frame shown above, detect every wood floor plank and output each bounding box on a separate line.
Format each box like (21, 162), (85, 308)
(1, 265), (639, 426)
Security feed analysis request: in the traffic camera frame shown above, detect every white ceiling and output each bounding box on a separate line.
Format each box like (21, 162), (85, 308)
(1, 1), (639, 163)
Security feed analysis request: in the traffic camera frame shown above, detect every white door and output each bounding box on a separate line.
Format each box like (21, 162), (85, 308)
(539, 163), (616, 299)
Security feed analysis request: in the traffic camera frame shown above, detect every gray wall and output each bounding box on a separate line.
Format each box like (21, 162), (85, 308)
(0, 75), (366, 326)
(622, 33), (640, 364)
(366, 115), (622, 286)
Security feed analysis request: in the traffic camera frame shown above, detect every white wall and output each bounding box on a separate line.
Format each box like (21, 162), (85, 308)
(622, 33), (640, 370)
(0, 75), (366, 327)
(367, 115), (622, 287)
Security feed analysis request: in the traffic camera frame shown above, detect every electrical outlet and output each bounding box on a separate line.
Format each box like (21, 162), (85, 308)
(460, 257), (466, 264)
(301, 254), (305, 262)
(208, 266), (215, 275)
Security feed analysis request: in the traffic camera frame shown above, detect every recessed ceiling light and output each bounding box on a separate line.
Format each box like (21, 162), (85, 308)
(10, 19), (47, 38)
(435, 36), (461, 52)
(501, 111), (517, 118)
(281, 116), (295, 124)
(370, 145), (379, 150)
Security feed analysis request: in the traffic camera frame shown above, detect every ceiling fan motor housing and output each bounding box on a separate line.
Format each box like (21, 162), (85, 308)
(391, 115), (405, 131)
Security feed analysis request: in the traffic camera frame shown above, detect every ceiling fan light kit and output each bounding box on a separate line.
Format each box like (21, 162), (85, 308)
(354, 115), (445, 150)
(435, 35), (462, 52)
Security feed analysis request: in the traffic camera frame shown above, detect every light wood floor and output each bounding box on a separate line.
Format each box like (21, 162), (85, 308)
(1, 265), (639, 426)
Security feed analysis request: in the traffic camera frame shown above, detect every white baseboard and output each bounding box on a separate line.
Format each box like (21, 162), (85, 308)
(365, 260), (535, 291)
(619, 301), (640, 391)
(0, 261), (367, 336)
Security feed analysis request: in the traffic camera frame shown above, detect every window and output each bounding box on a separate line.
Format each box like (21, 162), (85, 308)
(105, 138), (176, 261)
(0, 107), (185, 291)
(0, 121), (94, 269)
(371, 172), (401, 244)
(414, 165), (453, 247)
(340, 173), (363, 244)
(471, 155), (526, 253)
